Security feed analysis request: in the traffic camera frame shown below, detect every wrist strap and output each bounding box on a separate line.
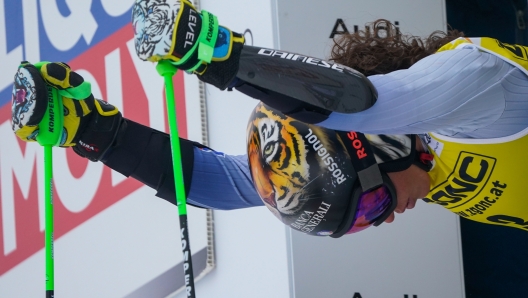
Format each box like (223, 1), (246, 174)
(36, 85), (64, 147)
(172, 10), (219, 71)
(36, 61), (92, 100)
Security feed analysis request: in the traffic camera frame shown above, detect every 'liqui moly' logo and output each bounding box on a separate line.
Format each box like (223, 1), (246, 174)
(0, 3), (188, 275)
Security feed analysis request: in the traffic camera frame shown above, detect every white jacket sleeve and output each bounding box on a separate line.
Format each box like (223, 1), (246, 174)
(318, 47), (527, 138)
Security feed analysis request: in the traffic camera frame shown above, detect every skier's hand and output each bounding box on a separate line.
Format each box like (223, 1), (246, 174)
(11, 62), (122, 161)
(12, 61), (93, 146)
(132, 0), (245, 89)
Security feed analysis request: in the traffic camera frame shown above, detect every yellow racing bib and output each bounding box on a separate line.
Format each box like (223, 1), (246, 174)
(424, 129), (528, 231)
(421, 37), (528, 231)
(437, 37), (528, 74)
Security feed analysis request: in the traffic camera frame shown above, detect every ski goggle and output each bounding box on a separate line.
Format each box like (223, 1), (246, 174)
(345, 175), (398, 234)
(330, 172), (398, 238)
(345, 183), (397, 234)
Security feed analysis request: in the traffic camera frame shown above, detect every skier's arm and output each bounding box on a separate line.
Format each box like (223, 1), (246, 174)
(234, 47), (527, 138)
(155, 2), (518, 137)
(102, 119), (263, 210)
(132, 1), (377, 121)
(132, 1), (521, 138)
(11, 62), (263, 211)
(316, 47), (512, 136)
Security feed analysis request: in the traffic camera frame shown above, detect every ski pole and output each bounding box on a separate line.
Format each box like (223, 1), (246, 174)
(34, 74), (63, 298)
(43, 146), (54, 298)
(156, 60), (196, 298)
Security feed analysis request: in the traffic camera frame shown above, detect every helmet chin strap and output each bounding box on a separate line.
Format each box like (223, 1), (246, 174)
(413, 134), (434, 172)
(414, 151), (434, 172)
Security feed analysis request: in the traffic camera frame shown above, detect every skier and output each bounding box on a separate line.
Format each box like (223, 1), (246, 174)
(11, 0), (528, 236)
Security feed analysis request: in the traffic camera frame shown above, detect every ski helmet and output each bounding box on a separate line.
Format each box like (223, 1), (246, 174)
(246, 103), (431, 237)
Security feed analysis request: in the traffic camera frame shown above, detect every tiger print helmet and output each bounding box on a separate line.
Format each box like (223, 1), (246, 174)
(247, 103), (425, 237)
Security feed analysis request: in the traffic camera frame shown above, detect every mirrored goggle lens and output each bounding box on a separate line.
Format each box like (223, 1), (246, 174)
(345, 185), (394, 234)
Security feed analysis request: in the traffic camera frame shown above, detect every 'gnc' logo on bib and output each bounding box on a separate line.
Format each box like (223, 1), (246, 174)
(424, 152), (496, 208)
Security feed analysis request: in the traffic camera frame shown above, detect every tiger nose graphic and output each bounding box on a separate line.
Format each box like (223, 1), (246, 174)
(262, 193), (276, 208)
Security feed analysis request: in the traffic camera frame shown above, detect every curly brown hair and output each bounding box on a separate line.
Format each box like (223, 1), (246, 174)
(331, 19), (465, 76)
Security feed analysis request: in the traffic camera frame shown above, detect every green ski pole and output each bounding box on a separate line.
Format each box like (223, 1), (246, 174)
(156, 60), (196, 298)
(43, 146), (54, 298)
(139, 6), (219, 296)
(34, 79), (63, 298)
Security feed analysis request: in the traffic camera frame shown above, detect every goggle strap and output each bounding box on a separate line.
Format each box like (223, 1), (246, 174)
(358, 164), (383, 192)
(372, 174), (398, 226)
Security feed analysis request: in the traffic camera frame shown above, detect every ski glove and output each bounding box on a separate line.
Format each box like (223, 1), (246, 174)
(132, 0), (245, 89)
(11, 62), (123, 161)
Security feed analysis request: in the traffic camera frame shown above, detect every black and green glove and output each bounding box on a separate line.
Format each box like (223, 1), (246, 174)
(132, 0), (245, 89)
(11, 62), (123, 161)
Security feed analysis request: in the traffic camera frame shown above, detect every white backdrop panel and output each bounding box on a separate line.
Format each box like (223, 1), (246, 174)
(171, 0), (292, 297)
(273, 0), (465, 297)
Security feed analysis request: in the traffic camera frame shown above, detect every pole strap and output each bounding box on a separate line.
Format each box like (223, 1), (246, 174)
(171, 10), (219, 72)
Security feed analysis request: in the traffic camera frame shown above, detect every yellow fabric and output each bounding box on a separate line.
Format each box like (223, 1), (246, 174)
(79, 99), (91, 116)
(60, 97), (83, 146)
(437, 37), (528, 74)
(40, 62), (74, 89)
(14, 125), (38, 142)
(436, 37), (473, 53)
(94, 99), (118, 116)
(424, 38), (528, 231)
(425, 131), (528, 231)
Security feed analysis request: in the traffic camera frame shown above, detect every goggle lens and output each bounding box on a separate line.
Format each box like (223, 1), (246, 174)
(345, 185), (394, 234)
